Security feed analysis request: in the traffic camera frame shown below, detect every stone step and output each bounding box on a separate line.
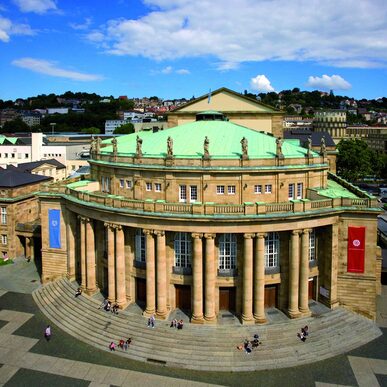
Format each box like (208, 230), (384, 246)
(32, 279), (382, 372)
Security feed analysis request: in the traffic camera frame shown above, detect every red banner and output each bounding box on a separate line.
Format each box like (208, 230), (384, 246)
(347, 226), (365, 273)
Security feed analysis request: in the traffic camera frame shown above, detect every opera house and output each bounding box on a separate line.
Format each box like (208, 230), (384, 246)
(39, 89), (382, 324)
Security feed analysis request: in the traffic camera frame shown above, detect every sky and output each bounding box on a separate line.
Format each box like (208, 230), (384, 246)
(0, 0), (386, 101)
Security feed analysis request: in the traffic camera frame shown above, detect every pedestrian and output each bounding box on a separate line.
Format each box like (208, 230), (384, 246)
(44, 325), (51, 341)
(109, 342), (116, 351)
(147, 314), (155, 328)
(105, 301), (111, 312)
(75, 287), (82, 297)
(112, 303), (119, 315)
(99, 298), (108, 310)
(302, 325), (309, 337)
(177, 319), (184, 330)
(124, 337), (131, 351)
(297, 330), (306, 342)
(170, 318), (177, 328)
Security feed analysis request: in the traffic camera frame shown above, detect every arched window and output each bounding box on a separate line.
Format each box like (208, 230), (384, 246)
(265, 232), (280, 268)
(309, 230), (316, 261)
(135, 229), (146, 262)
(218, 233), (237, 269)
(174, 232), (192, 268)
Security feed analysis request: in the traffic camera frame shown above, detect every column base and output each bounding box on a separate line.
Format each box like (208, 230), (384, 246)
(204, 315), (217, 324)
(191, 315), (205, 324)
(299, 308), (312, 317)
(288, 310), (302, 319)
(116, 299), (129, 309)
(241, 314), (255, 325)
(85, 287), (99, 296)
(66, 274), (76, 281)
(254, 315), (267, 324)
(156, 310), (168, 320)
(143, 309), (156, 318)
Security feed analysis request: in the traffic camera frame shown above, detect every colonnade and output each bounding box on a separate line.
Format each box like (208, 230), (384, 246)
(66, 210), (315, 322)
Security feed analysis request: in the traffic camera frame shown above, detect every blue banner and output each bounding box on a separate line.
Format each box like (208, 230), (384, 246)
(49, 209), (61, 249)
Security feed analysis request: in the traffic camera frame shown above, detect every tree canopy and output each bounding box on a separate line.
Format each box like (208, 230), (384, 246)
(114, 122), (135, 134)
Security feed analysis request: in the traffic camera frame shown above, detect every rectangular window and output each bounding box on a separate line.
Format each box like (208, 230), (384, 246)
(1, 207), (6, 224)
(288, 183), (295, 200)
(1, 235), (7, 245)
(297, 183), (303, 199)
(119, 179), (124, 188)
(216, 185), (225, 194)
(4, 153), (8, 158)
(190, 185), (197, 202)
(309, 230), (315, 261)
(155, 183), (161, 192)
(11, 153), (15, 158)
(179, 185), (187, 202)
(126, 180), (132, 189)
(146, 182), (152, 191)
(254, 185), (262, 194)
(25, 154), (28, 158)
(265, 184), (272, 194)
(228, 185), (236, 194)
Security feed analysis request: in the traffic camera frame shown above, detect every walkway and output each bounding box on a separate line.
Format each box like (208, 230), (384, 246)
(32, 278), (382, 372)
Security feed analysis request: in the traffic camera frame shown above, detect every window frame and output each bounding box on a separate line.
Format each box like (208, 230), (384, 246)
(254, 185), (262, 194)
(265, 184), (272, 194)
(218, 233), (237, 270)
(265, 232), (280, 268)
(174, 232), (192, 268)
(216, 185), (225, 195)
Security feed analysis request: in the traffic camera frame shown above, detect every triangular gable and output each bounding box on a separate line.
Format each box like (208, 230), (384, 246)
(173, 87), (280, 114)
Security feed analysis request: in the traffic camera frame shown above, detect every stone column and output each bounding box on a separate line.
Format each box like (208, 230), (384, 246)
(299, 229), (311, 315)
(29, 237), (35, 261)
(78, 216), (87, 289)
(105, 223), (116, 302)
(86, 219), (97, 294)
(204, 233), (216, 322)
(115, 225), (126, 307)
(254, 233), (267, 323)
(144, 229), (156, 316)
(66, 211), (76, 280)
(155, 230), (167, 318)
(288, 230), (301, 318)
(242, 233), (254, 324)
(191, 233), (204, 323)
(125, 228), (134, 303)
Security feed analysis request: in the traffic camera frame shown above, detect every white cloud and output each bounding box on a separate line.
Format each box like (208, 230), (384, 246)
(12, 57), (104, 81)
(86, 0), (387, 69)
(161, 66), (173, 74)
(69, 18), (92, 31)
(250, 75), (275, 92)
(306, 75), (352, 91)
(176, 68), (190, 74)
(13, 0), (57, 14)
(0, 15), (34, 42)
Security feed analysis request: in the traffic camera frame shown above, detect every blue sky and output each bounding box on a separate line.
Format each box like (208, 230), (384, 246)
(0, 0), (386, 101)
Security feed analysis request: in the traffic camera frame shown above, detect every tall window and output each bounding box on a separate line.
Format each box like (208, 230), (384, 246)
(179, 185), (187, 202)
(309, 230), (316, 261)
(1, 207), (6, 224)
(101, 176), (110, 193)
(288, 183), (295, 200)
(228, 185), (236, 194)
(119, 179), (124, 188)
(218, 233), (237, 269)
(190, 185), (197, 202)
(146, 182), (152, 191)
(135, 229), (146, 262)
(155, 183), (162, 192)
(297, 183), (303, 199)
(1, 235), (7, 245)
(265, 184), (272, 194)
(265, 232), (280, 268)
(174, 232), (192, 268)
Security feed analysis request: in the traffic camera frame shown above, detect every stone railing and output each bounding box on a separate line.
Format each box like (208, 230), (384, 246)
(39, 185), (380, 217)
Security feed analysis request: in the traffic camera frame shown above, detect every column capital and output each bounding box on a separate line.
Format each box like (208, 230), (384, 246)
(204, 233), (215, 240)
(302, 228), (312, 235)
(255, 232), (267, 239)
(143, 228), (153, 235)
(104, 222), (117, 230)
(191, 232), (203, 239)
(243, 233), (254, 239)
(291, 229), (301, 236)
(78, 215), (89, 222)
(154, 230), (165, 237)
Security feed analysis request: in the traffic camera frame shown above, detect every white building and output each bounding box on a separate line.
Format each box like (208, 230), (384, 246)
(105, 120), (127, 135)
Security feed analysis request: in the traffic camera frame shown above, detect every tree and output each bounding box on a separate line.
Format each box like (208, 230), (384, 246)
(1, 118), (30, 133)
(336, 139), (374, 181)
(114, 123), (134, 134)
(81, 127), (100, 134)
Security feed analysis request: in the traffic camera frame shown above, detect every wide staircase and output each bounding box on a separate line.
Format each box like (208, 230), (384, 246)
(33, 279), (382, 372)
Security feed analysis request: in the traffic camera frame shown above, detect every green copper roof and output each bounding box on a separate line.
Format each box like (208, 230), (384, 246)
(101, 120), (317, 159)
(0, 136), (18, 145)
(316, 180), (359, 199)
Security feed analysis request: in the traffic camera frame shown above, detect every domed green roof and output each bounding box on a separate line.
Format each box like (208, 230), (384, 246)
(101, 120), (316, 159)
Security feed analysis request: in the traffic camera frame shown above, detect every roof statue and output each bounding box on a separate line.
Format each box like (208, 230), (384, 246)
(320, 136), (327, 156)
(276, 137), (284, 158)
(167, 136), (173, 157)
(95, 137), (101, 153)
(90, 136), (96, 154)
(111, 137), (118, 156)
(136, 135), (143, 158)
(241, 137), (248, 159)
(306, 136), (312, 157)
(203, 136), (210, 158)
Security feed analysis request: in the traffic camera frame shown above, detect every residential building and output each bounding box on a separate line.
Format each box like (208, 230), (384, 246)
(313, 110), (347, 143)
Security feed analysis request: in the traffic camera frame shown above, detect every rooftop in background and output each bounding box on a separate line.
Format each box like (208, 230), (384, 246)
(0, 167), (52, 188)
(8, 159), (66, 173)
(283, 130), (336, 147)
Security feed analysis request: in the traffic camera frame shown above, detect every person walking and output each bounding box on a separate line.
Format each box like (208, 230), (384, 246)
(44, 325), (51, 341)
(109, 342), (116, 351)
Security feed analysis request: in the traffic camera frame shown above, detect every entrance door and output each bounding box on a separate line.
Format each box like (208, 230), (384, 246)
(175, 285), (191, 311)
(308, 278), (315, 300)
(264, 285), (277, 307)
(219, 287), (236, 312)
(136, 278), (146, 304)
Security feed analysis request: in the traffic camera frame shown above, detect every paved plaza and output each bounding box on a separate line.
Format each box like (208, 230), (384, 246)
(0, 258), (386, 386)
